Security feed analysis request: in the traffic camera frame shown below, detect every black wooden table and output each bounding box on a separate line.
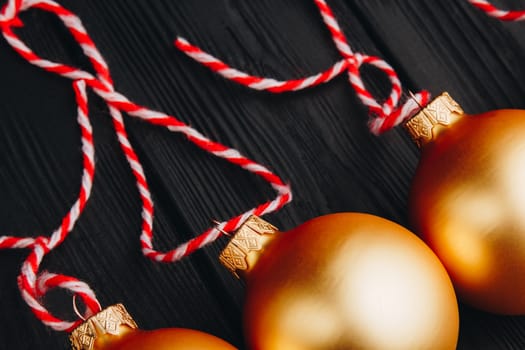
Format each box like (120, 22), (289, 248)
(1, 1), (525, 349)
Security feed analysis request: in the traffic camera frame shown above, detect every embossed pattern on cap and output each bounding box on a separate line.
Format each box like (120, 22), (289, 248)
(219, 216), (279, 278)
(70, 304), (138, 350)
(404, 92), (464, 147)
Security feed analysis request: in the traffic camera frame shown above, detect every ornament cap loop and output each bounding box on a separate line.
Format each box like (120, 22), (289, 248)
(219, 216), (281, 279)
(70, 304), (138, 350)
(404, 92), (464, 147)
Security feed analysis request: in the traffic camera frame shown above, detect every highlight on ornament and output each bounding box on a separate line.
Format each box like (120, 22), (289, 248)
(219, 214), (459, 349)
(407, 92), (525, 314)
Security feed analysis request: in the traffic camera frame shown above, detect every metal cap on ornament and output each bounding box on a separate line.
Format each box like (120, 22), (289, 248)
(219, 215), (281, 279)
(70, 304), (138, 350)
(404, 92), (464, 147)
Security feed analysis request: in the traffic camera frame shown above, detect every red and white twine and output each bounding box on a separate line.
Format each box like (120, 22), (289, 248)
(0, 78), (100, 331)
(0, 0), (521, 333)
(175, 0), (431, 135)
(468, 0), (525, 21)
(175, 0), (525, 132)
(0, 0), (291, 331)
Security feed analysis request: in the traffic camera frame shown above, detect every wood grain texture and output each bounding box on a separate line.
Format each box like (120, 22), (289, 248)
(0, 1), (524, 349)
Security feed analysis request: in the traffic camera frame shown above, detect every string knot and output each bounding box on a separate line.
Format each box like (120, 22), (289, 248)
(368, 90), (431, 135)
(175, 0), (430, 135)
(345, 55), (359, 69)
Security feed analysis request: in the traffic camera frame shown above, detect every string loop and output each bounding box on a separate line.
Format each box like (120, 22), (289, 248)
(174, 0), (431, 135)
(174, 0), (524, 132)
(0, 77), (100, 331)
(1, 0), (291, 330)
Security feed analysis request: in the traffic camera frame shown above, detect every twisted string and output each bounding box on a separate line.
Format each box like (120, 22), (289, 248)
(0, 0), (291, 330)
(0, 78), (100, 332)
(468, 0), (525, 21)
(175, 0), (524, 131)
(6, 0), (518, 334)
(174, 0), (431, 135)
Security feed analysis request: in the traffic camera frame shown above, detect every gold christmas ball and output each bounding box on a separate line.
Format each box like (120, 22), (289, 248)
(70, 304), (237, 350)
(221, 213), (459, 349)
(409, 93), (525, 314)
(95, 328), (237, 350)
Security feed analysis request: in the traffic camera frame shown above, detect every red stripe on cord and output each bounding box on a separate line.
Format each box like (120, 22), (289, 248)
(231, 76), (265, 86)
(223, 216), (243, 232)
(0, 237), (24, 248)
(138, 116), (186, 128)
(185, 231), (212, 255)
(187, 135), (229, 152)
(253, 202), (271, 216)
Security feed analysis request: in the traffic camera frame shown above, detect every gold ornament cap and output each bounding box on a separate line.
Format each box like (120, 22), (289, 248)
(404, 92), (464, 147)
(70, 304), (138, 350)
(219, 215), (281, 279)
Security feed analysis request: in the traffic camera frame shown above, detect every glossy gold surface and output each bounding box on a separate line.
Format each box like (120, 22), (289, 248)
(94, 328), (237, 350)
(244, 213), (459, 349)
(70, 304), (236, 350)
(410, 108), (525, 314)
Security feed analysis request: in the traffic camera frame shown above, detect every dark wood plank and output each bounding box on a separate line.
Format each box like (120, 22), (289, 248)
(1, 1), (524, 349)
